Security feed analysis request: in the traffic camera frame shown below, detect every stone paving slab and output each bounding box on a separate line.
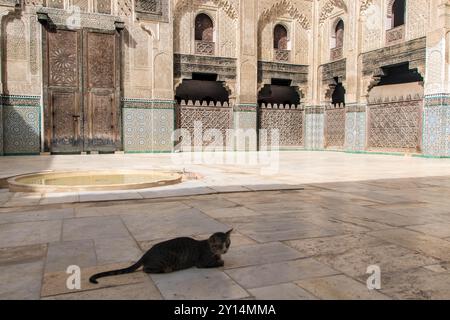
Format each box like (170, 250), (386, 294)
(2, 193), (42, 207)
(369, 229), (450, 261)
(224, 242), (303, 269)
(243, 201), (324, 214)
(223, 215), (340, 243)
(380, 268), (450, 300)
(0, 261), (44, 299)
(0, 208), (74, 225)
(151, 268), (249, 300)
(0, 220), (62, 248)
(248, 283), (317, 300)
(336, 207), (439, 228)
(225, 258), (340, 289)
(285, 234), (387, 258)
(121, 208), (229, 242)
(315, 244), (438, 279)
(406, 223), (450, 239)
(0, 244), (47, 266)
(41, 263), (150, 297)
(295, 275), (390, 300)
(182, 198), (239, 211)
(75, 201), (191, 218)
(45, 240), (97, 273)
(43, 280), (162, 300)
(200, 206), (261, 219)
(62, 216), (130, 241)
(94, 237), (142, 265)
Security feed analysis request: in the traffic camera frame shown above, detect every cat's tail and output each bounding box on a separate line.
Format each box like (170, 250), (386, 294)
(89, 258), (144, 284)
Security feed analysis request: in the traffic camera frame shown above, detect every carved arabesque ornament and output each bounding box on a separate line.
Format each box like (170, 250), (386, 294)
(360, 0), (374, 13)
(174, 0), (238, 20)
(259, 0), (312, 31)
(319, 0), (347, 25)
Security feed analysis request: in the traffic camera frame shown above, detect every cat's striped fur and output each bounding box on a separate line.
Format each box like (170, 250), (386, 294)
(89, 230), (232, 284)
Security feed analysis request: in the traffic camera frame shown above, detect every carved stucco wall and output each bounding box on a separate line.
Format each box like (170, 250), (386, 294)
(173, 0), (239, 58)
(360, 0), (430, 53)
(257, 0), (313, 65)
(318, 0), (349, 65)
(3, 11), (41, 96)
(119, 1), (173, 100)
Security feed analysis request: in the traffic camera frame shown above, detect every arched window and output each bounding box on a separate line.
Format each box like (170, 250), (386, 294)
(335, 20), (344, 48)
(195, 13), (214, 42)
(273, 24), (288, 50)
(392, 0), (405, 28)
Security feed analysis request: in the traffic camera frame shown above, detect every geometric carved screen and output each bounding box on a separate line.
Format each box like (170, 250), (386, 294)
(325, 106), (345, 149)
(368, 100), (422, 152)
(259, 107), (304, 147)
(176, 102), (233, 148)
(135, 0), (161, 14)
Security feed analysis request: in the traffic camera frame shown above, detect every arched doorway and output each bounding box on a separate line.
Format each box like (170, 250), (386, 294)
(367, 63), (423, 153)
(257, 79), (303, 148)
(175, 73), (232, 149)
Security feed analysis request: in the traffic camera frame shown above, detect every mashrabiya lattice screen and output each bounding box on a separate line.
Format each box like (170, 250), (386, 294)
(176, 100), (233, 148)
(259, 103), (304, 148)
(368, 95), (423, 152)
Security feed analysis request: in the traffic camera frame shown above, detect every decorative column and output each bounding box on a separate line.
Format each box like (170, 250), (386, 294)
(305, 0), (325, 150)
(234, 0), (258, 151)
(121, 1), (174, 153)
(422, 1), (450, 157)
(0, 3), (17, 156)
(345, 2), (366, 152)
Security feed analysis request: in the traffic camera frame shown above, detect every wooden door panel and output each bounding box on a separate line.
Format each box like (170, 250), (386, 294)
(86, 32), (115, 89)
(84, 30), (119, 152)
(45, 29), (82, 153)
(47, 30), (79, 87)
(50, 91), (81, 152)
(89, 92), (116, 147)
(45, 28), (120, 153)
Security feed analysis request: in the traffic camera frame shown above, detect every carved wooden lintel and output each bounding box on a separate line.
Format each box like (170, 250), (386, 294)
(36, 7), (123, 31)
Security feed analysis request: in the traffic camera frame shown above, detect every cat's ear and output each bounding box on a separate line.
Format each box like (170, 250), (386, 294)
(226, 229), (233, 236)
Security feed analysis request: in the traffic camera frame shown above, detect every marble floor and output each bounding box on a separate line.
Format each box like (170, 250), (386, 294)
(0, 152), (450, 299)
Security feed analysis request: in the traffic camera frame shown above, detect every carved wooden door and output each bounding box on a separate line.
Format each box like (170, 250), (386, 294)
(44, 29), (83, 153)
(83, 30), (120, 152)
(44, 28), (120, 153)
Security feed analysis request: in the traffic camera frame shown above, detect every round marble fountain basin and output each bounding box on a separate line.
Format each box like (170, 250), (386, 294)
(8, 170), (183, 193)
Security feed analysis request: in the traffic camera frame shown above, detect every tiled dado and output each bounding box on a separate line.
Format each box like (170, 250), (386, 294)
(122, 99), (175, 153)
(234, 104), (257, 151)
(423, 94), (450, 157)
(345, 104), (367, 152)
(0, 95), (41, 155)
(304, 106), (325, 150)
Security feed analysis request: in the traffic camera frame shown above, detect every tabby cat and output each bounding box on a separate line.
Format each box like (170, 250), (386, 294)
(89, 229), (233, 284)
